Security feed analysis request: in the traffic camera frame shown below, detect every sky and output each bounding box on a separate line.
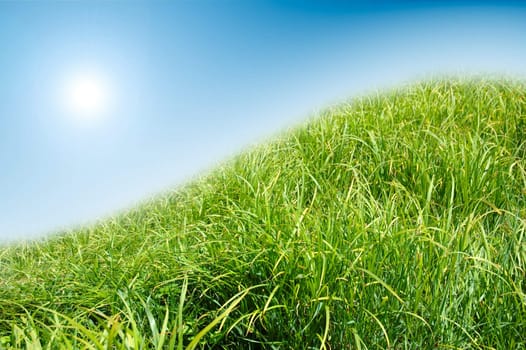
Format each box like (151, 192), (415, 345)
(1, 1), (526, 242)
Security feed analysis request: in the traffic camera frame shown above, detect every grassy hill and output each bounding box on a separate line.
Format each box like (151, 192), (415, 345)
(1, 80), (525, 349)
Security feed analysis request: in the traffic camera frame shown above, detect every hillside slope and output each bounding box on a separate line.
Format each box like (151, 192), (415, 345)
(1, 80), (525, 349)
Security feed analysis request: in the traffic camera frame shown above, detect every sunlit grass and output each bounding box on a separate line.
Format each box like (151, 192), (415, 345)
(1, 79), (525, 349)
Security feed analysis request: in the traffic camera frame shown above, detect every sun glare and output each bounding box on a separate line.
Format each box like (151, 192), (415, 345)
(63, 72), (111, 122)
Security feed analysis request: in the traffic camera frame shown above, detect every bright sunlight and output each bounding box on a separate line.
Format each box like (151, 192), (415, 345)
(62, 72), (111, 122)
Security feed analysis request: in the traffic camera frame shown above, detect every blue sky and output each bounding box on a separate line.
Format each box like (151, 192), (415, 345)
(1, 1), (526, 241)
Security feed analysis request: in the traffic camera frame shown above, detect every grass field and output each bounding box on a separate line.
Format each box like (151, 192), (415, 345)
(1, 80), (525, 349)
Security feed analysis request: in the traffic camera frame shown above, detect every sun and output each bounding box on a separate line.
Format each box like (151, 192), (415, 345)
(62, 72), (111, 122)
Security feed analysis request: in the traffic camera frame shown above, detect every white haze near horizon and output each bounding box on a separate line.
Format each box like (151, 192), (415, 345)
(0, 2), (525, 242)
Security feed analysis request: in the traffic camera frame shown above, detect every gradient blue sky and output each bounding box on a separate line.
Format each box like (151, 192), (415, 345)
(1, 1), (526, 242)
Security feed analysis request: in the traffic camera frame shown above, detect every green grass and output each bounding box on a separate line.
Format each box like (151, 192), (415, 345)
(1, 79), (525, 349)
